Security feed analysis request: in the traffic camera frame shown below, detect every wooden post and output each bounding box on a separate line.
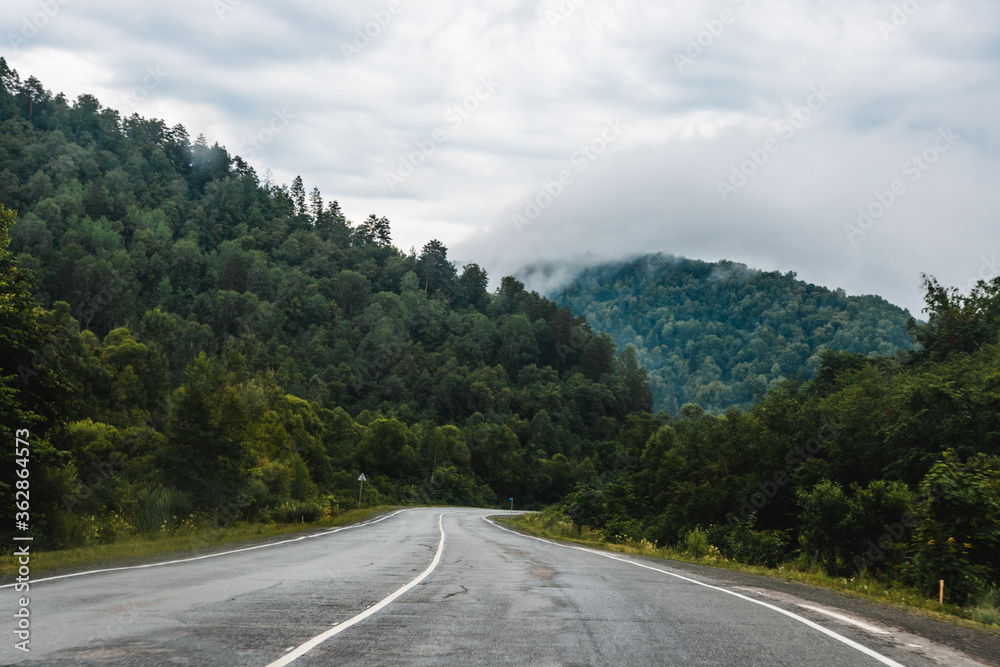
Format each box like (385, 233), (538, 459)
(939, 580), (944, 605)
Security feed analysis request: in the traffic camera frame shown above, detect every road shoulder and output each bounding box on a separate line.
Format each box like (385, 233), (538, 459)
(492, 518), (1000, 666)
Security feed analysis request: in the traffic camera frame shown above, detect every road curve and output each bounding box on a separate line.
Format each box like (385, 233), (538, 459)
(0, 508), (978, 665)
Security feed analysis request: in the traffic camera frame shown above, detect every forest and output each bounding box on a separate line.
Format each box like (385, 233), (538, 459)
(1, 60), (997, 611)
(554, 254), (913, 413)
(0, 59), (651, 549)
(553, 277), (1000, 606)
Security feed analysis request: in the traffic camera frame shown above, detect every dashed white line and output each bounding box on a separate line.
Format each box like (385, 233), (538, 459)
(484, 515), (906, 667)
(266, 512), (449, 666)
(0, 509), (410, 588)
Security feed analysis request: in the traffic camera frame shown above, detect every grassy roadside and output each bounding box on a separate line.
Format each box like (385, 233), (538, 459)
(498, 512), (1000, 631)
(0, 505), (402, 580)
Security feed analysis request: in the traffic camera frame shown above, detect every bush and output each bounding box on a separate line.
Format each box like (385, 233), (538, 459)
(708, 522), (789, 567)
(136, 486), (191, 532)
(602, 515), (643, 542)
(562, 486), (606, 529)
(682, 526), (719, 559)
(527, 509), (581, 539)
(262, 500), (326, 524)
(427, 466), (491, 506)
(972, 588), (1000, 627)
(797, 480), (851, 574)
(88, 512), (134, 544)
(900, 452), (1000, 604)
(842, 480), (913, 575)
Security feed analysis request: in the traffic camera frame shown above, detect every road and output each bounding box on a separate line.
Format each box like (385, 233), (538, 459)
(0, 508), (990, 666)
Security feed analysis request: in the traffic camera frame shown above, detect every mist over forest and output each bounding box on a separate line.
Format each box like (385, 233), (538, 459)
(1, 61), (998, 613)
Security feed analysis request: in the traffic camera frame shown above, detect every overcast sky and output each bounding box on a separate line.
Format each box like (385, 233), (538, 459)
(4, 0), (1000, 314)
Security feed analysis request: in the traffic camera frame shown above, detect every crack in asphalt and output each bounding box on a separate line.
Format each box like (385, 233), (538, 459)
(443, 585), (468, 600)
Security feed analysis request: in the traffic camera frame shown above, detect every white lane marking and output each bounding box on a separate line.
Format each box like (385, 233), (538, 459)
(796, 604), (892, 636)
(0, 510), (410, 588)
(484, 516), (905, 667)
(267, 512), (449, 667)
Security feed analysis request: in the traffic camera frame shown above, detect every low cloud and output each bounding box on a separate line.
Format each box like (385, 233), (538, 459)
(3, 0), (999, 313)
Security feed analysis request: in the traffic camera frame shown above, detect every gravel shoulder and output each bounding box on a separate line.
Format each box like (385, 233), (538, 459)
(633, 553), (1000, 666)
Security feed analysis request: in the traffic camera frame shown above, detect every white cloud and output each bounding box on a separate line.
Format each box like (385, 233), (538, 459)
(4, 0), (1000, 313)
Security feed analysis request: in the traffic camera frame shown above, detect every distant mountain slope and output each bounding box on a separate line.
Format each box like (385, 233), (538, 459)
(550, 254), (914, 414)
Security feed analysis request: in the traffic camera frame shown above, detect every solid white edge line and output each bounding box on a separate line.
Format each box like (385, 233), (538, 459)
(266, 512), (449, 667)
(0, 509), (410, 588)
(483, 515), (906, 667)
(796, 604), (892, 636)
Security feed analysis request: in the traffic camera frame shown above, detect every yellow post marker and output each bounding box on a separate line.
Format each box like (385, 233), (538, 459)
(939, 580), (944, 605)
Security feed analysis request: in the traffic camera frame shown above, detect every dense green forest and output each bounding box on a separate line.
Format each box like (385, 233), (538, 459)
(0, 60), (652, 549)
(1, 60), (997, 612)
(553, 255), (913, 413)
(553, 276), (1000, 606)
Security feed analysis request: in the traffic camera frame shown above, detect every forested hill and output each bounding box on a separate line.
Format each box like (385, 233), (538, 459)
(549, 254), (913, 414)
(0, 60), (652, 548)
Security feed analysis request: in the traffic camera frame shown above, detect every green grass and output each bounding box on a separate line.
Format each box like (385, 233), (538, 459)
(499, 512), (1000, 632)
(0, 505), (401, 580)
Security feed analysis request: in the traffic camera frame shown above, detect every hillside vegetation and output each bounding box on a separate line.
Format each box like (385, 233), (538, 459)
(0, 60), (651, 550)
(549, 275), (1000, 610)
(554, 254), (913, 413)
(1, 61), (997, 617)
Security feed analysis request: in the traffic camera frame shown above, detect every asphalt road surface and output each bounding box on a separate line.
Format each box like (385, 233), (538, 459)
(1, 508), (992, 666)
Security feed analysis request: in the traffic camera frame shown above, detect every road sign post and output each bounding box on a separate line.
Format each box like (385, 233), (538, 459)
(358, 473), (367, 508)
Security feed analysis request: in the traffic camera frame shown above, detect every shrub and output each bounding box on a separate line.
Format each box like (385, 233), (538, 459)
(136, 486), (191, 532)
(972, 588), (1000, 627)
(708, 522), (789, 567)
(682, 526), (719, 559)
(89, 512), (134, 544)
(262, 500), (326, 524)
(601, 515), (643, 542)
(900, 452), (1000, 604)
(797, 480), (851, 574)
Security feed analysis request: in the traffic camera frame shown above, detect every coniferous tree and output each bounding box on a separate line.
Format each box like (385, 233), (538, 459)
(417, 239), (455, 295)
(291, 175), (306, 216)
(309, 187), (323, 222)
(358, 214), (392, 247)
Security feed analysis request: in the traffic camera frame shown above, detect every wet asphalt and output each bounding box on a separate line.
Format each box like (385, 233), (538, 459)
(1, 508), (995, 666)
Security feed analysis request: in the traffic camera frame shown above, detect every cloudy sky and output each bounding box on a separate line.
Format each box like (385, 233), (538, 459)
(4, 0), (999, 314)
